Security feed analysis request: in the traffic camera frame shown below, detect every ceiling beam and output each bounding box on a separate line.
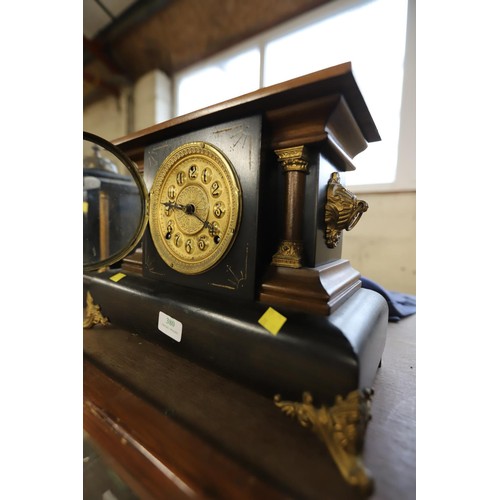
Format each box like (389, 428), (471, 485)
(95, 0), (172, 45)
(83, 36), (129, 80)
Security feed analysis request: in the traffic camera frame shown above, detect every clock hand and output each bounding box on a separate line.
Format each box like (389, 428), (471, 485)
(163, 200), (219, 236)
(190, 212), (219, 237)
(162, 200), (186, 211)
(163, 201), (200, 217)
(163, 200), (201, 218)
(190, 211), (217, 232)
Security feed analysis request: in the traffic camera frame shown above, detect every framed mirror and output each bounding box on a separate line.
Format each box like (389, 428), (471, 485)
(83, 131), (148, 272)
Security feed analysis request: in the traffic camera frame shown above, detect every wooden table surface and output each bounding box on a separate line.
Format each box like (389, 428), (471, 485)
(83, 314), (416, 500)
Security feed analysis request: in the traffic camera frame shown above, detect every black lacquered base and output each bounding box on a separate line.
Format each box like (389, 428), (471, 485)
(83, 270), (388, 406)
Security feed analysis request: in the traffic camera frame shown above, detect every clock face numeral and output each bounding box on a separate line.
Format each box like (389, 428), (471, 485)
(211, 181), (221, 198)
(213, 202), (225, 219)
(150, 142), (241, 275)
(165, 220), (174, 239)
(176, 171), (185, 185)
(188, 164), (198, 179)
(202, 168), (212, 184)
(209, 221), (220, 237)
(198, 236), (207, 251)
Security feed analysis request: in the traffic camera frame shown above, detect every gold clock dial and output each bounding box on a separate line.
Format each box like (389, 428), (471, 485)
(149, 142), (242, 275)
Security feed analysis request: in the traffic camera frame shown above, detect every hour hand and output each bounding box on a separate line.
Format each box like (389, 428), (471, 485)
(162, 200), (185, 211)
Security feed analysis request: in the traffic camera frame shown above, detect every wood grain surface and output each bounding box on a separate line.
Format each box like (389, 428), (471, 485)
(83, 314), (415, 499)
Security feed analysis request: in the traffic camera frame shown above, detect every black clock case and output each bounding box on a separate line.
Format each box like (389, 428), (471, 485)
(83, 269), (388, 406)
(140, 114), (347, 302)
(141, 115), (282, 301)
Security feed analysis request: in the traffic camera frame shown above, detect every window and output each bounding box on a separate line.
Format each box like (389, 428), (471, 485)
(176, 49), (260, 116)
(174, 0), (412, 190)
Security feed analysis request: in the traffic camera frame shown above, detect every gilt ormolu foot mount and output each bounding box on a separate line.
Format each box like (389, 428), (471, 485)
(83, 291), (109, 329)
(275, 389), (375, 495)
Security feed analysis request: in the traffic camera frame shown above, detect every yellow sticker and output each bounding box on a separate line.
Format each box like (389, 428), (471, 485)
(110, 272), (126, 282)
(258, 307), (287, 336)
(83, 201), (88, 213)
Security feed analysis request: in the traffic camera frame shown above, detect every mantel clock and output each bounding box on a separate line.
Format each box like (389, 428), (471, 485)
(83, 62), (388, 495)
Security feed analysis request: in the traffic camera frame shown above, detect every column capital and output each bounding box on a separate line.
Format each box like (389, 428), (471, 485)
(275, 146), (309, 173)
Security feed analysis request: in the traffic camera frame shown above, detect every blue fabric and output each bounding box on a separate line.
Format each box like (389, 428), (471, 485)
(361, 277), (416, 323)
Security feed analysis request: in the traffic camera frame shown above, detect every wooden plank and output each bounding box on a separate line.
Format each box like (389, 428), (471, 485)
(364, 315), (416, 500)
(84, 358), (287, 499)
(83, 323), (367, 499)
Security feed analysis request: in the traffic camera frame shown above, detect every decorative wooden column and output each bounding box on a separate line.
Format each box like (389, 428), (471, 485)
(271, 145), (309, 269)
(259, 94), (370, 316)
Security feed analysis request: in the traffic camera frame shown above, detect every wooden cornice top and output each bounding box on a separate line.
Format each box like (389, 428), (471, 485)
(113, 62), (380, 158)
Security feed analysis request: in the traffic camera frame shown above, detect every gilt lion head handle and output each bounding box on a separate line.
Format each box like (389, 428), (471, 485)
(324, 172), (369, 249)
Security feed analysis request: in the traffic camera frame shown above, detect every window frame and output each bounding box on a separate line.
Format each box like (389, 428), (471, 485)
(172, 0), (415, 193)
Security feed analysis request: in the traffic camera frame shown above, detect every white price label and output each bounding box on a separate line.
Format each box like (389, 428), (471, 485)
(158, 311), (182, 342)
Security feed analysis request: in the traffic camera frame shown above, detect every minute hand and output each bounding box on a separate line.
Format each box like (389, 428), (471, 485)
(191, 212), (217, 233)
(163, 200), (217, 233)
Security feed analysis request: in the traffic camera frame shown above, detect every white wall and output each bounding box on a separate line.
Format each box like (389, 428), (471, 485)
(341, 0), (416, 296)
(342, 191), (416, 295)
(83, 69), (172, 139)
(83, 90), (130, 141)
(133, 70), (172, 132)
